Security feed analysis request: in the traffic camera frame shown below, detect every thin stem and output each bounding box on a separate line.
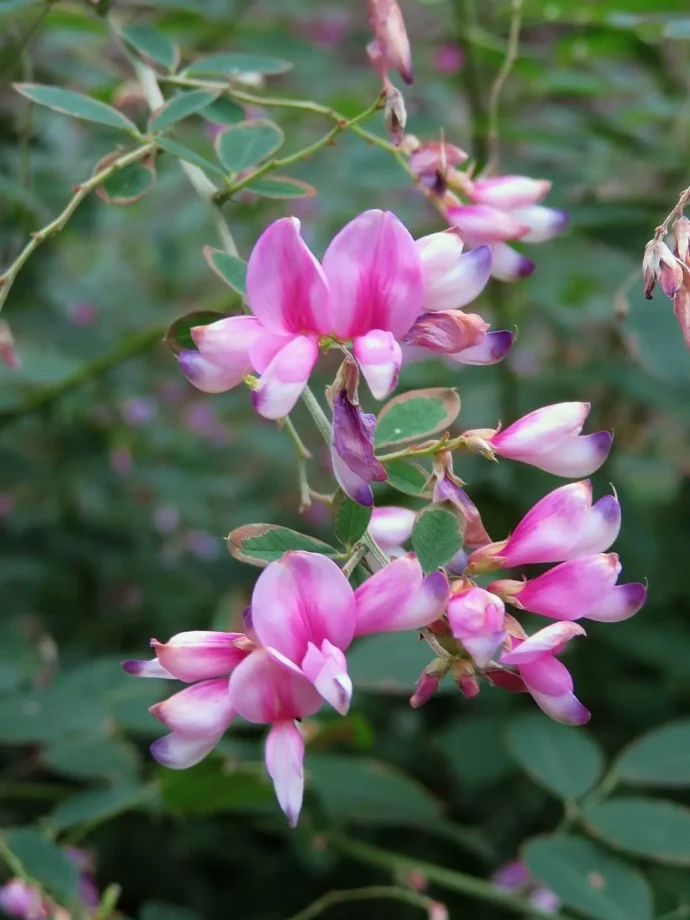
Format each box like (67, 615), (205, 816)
(328, 836), (576, 920)
(377, 435), (468, 464)
(300, 385), (332, 441)
(0, 325), (163, 428)
(282, 416), (312, 460)
(96, 884), (122, 920)
(486, 0), (523, 173)
(285, 885), (438, 920)
(0, 143), (155, 313)
(655, 184), (690, 239)
(341, 543), (368, 578)
(281, 415), (313, 511)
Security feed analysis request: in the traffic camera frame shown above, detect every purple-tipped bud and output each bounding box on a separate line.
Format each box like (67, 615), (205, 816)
(410, 657), (449, 708)
(367, 0), (413, 85)
(643, 239), (683, 300)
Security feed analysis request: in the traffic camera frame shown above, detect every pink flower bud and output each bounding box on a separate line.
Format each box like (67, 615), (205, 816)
(457, 674), (480, 698)
(508, 205), (568, 243)
(383, 84), (407, 147)
(0, 880), (45, 920)
(490, 243), (535, 282)
(0, 321), (20, 370)
(674, 286), (690, 350)
(151, 631), (250, 682)
(415, 232), (492, 312)
(403, 309), (489, 354)
(674, 216), (690, 264)
(446, 204), (530, 245)
(367, 0), (413, 85)
(410, 670), (442, 708)
(643, 239), (683, 300)
(447, 586), (506, 667)
(368, 506), (416, 554)
(470, 176), (551, 210)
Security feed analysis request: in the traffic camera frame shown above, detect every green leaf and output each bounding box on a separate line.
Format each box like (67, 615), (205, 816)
(140, 903), (201, 920)
(199, 97), (245, 126)
(165, 311), (227, 355)
(121, 24), (179, 71)
(437, 716), (515, 790)
(42, 735), (139, 783)
(332, 490), (371, 547)
(13, 83), (136, 131)
(155, 136), (227, 178)
(411, 503), (464, 574)
(245, 175), (317, 198)
(384, 460), (431, 497)
(583, 797), (690, 865)
(6, 830), (79, 904)
(348, 564), (371, 589)
(506, 712), (605, 799)
(47, 783), (153, 832)
(615, 720), (690, 788)
(349, 632), (453, 695)
(185, 53), (292, 77)
(158, 761), (276, 815)
(149, 90), (219, 132)
(99, 161), (155, 206)
(376, 388), (461, 448)
(523, 834), (653, 920)
(203, 247), (247, 296)
(215, 120), (284, 173)
(227, 523), (339, 567)
(308, 755), (440, 825)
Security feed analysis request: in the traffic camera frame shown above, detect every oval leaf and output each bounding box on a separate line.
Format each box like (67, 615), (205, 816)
(199, 97), (245, 126)
(332, 490), (372, 547)
(14, 83), (136, 131)
(376, 388), (461, 448)
(349, 632), (452, 695)
(155, 137), (227, 178)
(6, 829), (79, 904)
(149, 90), (219, 132)
(185, 53), (292, 76)
(384, 460), (431, 497)
(507, 712), (605, 800)
(95, 153), (156, 206)
(215, 120), (284, 174)
(523, 834), (653, 920)
(203, 247), (247, 296)
(159, 761), (275, 815)
(228, 523), (338, 567)
(121, 24), (179, 71)
(583, 797), (690, 865)
(411, 502), (464, 574)
(438, 716), (515, 790)
(615, 720), (690, 788)
(47, 783), (152, 831)
(166, 311), (227, 355)
(245, 175), (317, 199)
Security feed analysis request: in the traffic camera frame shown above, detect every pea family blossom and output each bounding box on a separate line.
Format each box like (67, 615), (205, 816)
(125, 551), (449, 826)
(179, 210), (508, 418)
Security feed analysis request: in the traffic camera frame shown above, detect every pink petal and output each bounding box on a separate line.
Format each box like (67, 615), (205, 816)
(509, 206), (568, 243)
(485, 668), (528, 693)
(500, 622), (586, 665)
(245, 217), (332, 335)
(447, 586), (505, 639)
(527, 688), (591, 725)
(301, 639), (353, 715)
(331, 445), (373, 506)
(265, 720), (305, 828)
(368, 507), (416, 550)
(446, 330), (514, 365)
(403, 310), (489, 354)
(150, 731), (222, 769)
(353, 330), (402, 399)
(432, 480), (491, 546)
(416, 234), (492, 311)
(490, 243), (535, 282)
(515, 553), (621, 620)
(248, 330), (294, 374)
(331, 388), (387, 484)
(501, 481), (593, 566)
(490, 402), (590, 459)
(463, 631), (507, 669)
(447, 204), (530, 245)
(323, 210), (424, 339)
(178, 351), (244, 394)
(584, 582), (646, 622)
(528, 432), (613, 478)
(519, 655), (574, 695)
(251, 552), (357, 663)
(368, 0), (413, 84)
(354, 554), (450, 635)
(251, 335), (319, 419)
(570, 493), (621, 557)
(493, 860), (532, 892)
(470, 176), (551, 209)
(122, 658), (175, 679)
(149, 678), (234, 737)
(228, 649), (322, 723)
(153, 631), (249, 682)
(190, 315), (263, 374)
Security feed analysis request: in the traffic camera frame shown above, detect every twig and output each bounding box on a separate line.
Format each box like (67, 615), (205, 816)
(0, 143), (155, 313)
(486, 0), (523, 173)
(654, 184), (690, 239)
(341, 543), (368, 578)
(285, 885), (439, 920)
(281, 415), (313, 510)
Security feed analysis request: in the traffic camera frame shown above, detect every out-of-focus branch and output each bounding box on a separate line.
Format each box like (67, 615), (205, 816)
(452, 0), (488, 165)
(486, 0), (523, 172)
(285, 885), (441, 920)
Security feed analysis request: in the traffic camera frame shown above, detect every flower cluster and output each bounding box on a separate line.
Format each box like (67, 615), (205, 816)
(643, 217), (690, 349)
(0, 850), (98, 920)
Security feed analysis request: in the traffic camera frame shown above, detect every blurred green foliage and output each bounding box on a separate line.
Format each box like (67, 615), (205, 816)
(1, 0), (690, 918)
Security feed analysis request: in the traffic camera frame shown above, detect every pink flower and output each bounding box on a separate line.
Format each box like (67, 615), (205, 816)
(0, 881), (46, 920)
(465, 402), (613, 477)
(470, 480), (621, 568)
(408, 141), (468, 196)
(125, 551), (449, 826)
(492, 859), (560, 914)
(184, 211), (512, 417)
(415, 232), (492, 312)
(500, 621), (590, 724)
(366, 0), (413, 85)
(489, 552), (645, 622)
(433, 43), (464, 74)
(447, 586), (506, 667)
(368, 506), (416, 555)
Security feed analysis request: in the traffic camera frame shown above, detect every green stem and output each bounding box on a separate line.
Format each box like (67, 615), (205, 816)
(281, 415), (313, 510)
(96, 883), (122, 920)
(215, 96), (384, 204)
(341, 543), (368, 578)
(485, 0), (523, 173)
(0, 325), (163, 428)
(0, 143), (155, 313)
(452, 0), (488, 165)
(285, 885), (438, 920)
(328, 836), (576, 920)
(376, 435), (469, 464)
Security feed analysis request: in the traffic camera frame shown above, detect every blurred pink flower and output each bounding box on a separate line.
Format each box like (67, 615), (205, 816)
(433, 43), (464, 74)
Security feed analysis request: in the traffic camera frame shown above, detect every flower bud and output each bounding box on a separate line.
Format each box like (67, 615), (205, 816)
(674, 216), (690, 264)
(674, 286), (690, 350)
(383, 84), (407, 147)
(643, 238), (683, 300)
(0, 320), (19, 370)
(410, 657), (449, 708)
(367, 0), (413, 85)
